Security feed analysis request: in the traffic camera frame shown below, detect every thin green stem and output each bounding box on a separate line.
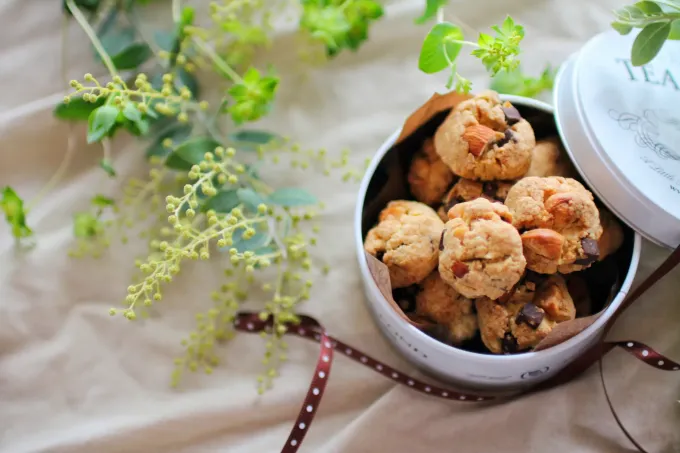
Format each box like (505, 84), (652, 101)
(436, 7), (444, 23)
(172, 0), (182, 22)
(193, 38), (245, 84)
(448, 39), (479, 48)
(65, 0), (118, 78)
(273, 263), (285, 298)
(616, 11), (680, 26)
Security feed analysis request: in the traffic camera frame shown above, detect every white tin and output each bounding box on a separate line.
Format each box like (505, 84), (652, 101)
(554, 29), (680, 249)
(354, 93), (642, 390)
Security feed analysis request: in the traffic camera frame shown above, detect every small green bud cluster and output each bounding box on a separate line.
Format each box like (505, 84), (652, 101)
(171, 277), (246, 386)
(65, 72), (204, 124)
(112, 148), (270, 321)
(166, 146), (239, 223)
(50, 0), (367, 395)
(207, 0), (274, 68)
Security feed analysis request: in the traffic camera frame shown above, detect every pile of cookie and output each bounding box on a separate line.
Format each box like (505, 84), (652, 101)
(364, 90), (625, 355)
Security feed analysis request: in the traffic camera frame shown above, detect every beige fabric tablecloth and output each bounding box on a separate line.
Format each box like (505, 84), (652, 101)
(1, 0), (679, 452)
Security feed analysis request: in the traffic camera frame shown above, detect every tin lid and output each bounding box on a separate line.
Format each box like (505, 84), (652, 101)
(553, 29), (680, 249)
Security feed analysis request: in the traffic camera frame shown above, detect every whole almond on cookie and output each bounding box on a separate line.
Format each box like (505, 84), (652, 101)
(462, 124), (504, 157)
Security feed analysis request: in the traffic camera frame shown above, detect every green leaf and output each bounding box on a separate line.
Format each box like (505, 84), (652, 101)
(164, 136), (220, 170)
(111, 43), (152, 70)
(623, 5), (645, 19)
(418, 22), (464, 74)
(228, 129), (281, 151)
(97, 27), (151, 70)
(611, 21), (633, 35)
(668, 19), (680, 40)
(635, 1), (663, 14)
(226, 68), (280, 125)
(154, 30), (176, 52)
(236, 188), (266, 212)
(203, 189), (240, 213)
(99, 159), (116, 177)
(231, 227), (272, 253)
(91, 194), (114, 207)
(120, 103), (149, 137)
(145, 123), (193, 158)
(500, 15), (517, 35)
(54, 96), (106, 121)
(268, 188), (318, 207)
(414, 0), (446, 24)
(63, 0), (100, 15)
(98, 27), (135, 59)
(252, 244), (278, 256)
(180, 6), (195, 29)
(1, 186), (32, 239)
(631, 21), (671, 66)
(300, 0), (382, 57)
(122, 103), (142, 123)
(87, 105), (119, 143)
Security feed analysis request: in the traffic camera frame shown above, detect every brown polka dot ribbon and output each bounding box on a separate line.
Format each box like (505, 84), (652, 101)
(614, 340), (679, 371)
(234, 312), (678, 453)
(233, 244), (680, 453)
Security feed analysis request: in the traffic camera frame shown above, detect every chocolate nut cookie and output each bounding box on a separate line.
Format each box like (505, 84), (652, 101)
(439, 198), (526, 299)
(504, 176), (603, 274)
(364, 200), (445, 288)
(434, 90), (536, 181)
(408, 138), (456, 206)
(476, 274), (576, 354)
(437, 179), (515, 221)
(414, 271), (477, 345)
(526, 137), (576, 178)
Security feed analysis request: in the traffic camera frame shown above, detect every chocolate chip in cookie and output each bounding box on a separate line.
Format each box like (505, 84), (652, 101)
(574, 238), (600, 265)
(516, 303), (545, 329)
(496, 129), (516, 147)
(502, 104), (522, 125)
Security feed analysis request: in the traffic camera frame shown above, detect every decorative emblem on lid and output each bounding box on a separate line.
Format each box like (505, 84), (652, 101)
(609, 109), (680, 161)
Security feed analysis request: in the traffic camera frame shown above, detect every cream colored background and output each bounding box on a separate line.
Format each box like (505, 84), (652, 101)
(1, 0), (678, 452)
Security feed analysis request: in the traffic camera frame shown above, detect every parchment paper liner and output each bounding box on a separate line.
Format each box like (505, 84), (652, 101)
(361, 90), (634, 353)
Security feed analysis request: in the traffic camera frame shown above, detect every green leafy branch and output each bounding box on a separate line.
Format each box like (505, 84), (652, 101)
(489, 64), (556, 99)
(418, 15), (524, 93)
(612, 0), (680, 65)
(299, 0), (384, 57)
(17, 0), (368, 392)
